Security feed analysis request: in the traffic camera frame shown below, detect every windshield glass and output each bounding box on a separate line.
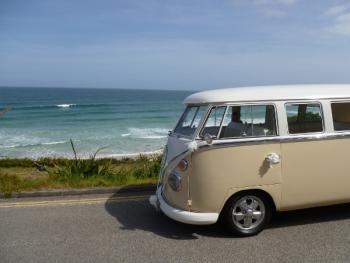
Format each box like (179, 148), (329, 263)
(173, 106), (207, 137)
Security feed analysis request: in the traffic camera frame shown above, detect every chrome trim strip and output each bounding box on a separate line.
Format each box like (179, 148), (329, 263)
(217, 106), (229, 138)
(281, 133), (350, 143)
(197, 133), (350, 150)
(194, 105), (211, 139)
(198, 138), (280, 150)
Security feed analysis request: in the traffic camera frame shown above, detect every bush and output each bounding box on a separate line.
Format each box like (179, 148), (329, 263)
(0, 170), (21, 197)
(48, 139), (113, 180)
(0, 139), (162, 196)
(0, 158), (36, 168)
(131, 154), (162, 179)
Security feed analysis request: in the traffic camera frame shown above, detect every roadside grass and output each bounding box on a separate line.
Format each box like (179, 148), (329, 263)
(0, 155), (161, 197)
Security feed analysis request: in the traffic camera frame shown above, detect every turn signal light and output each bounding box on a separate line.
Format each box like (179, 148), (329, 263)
(177, 159), (188, 172)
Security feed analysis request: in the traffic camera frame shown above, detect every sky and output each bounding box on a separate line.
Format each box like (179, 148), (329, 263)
(1, 0), (350, 90)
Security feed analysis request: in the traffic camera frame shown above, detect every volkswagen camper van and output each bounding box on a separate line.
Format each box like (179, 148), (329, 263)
(150, 84), (350, 236)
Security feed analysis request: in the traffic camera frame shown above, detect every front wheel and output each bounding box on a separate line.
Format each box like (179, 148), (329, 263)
(223, 193), (272, 237)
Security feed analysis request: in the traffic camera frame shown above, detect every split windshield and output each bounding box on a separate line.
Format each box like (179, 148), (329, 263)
(173, 106), (207, 137)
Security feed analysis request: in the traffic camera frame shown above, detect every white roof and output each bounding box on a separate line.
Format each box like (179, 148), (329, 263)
(184, 84), (350, 104)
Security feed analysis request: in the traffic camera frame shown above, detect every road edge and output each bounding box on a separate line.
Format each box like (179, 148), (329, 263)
(0, 184), (156, 199)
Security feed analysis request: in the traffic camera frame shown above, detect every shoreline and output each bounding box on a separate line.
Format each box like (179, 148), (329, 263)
(0, 149), (163, 161)
(96, 149), (163, 160)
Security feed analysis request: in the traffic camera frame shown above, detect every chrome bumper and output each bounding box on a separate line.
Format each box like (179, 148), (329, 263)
(149, 187), (219, 225)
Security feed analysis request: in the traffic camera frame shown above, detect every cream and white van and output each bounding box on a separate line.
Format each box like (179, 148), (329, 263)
(150, 84), (350, 236)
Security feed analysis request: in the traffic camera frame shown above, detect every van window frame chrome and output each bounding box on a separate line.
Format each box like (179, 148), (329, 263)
(284, 101), (325, 136)
(330, 100), (350, 134)
(198, 102), (279, 140)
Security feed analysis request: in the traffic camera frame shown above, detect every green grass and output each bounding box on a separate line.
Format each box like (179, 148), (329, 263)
(0, 139), (162, 197)
(0, 155), (161, 197)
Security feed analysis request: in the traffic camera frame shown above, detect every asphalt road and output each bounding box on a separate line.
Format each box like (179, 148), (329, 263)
(1, 193), (350, 263)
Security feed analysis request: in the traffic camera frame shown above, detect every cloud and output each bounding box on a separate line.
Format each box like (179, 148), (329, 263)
(233, 0), (297, 6)
(232, 0), (297, 18)
(325, 4), (350, 16)
(325, 4), (350, 36)
(253, 0), (297, 6)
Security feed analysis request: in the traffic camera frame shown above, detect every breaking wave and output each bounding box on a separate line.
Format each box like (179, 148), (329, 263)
(56, 104), (76, 108)
(0, 141), (67, 149)
(121, 128), (169, 139)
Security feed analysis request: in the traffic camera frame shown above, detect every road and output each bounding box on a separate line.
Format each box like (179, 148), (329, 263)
(0, 192), (350, 263)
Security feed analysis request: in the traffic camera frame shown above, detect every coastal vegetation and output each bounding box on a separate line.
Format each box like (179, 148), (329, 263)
(0, 140), (161, 197)
(0, 155), (160, 197)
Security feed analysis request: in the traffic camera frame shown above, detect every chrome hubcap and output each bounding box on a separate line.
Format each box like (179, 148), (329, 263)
(232, 196), (265, 230)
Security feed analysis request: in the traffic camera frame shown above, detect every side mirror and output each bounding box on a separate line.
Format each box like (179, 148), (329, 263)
(204, 133), (215, 145)
(168, 130), (173, 136)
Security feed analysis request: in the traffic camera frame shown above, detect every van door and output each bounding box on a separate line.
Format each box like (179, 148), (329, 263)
(281, 102), (350, 210)
(191, 104), (283, 213)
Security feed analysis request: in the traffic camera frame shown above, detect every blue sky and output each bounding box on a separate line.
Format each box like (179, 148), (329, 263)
(1, 0), (350, 90)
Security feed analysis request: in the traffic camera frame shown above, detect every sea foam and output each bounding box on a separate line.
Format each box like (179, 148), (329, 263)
(56, 104), (76, 108)
(123, 128), (169, 139)
(0, 141), (67, 149)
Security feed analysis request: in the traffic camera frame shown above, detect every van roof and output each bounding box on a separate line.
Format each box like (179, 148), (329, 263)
(184, 84), (350, 104)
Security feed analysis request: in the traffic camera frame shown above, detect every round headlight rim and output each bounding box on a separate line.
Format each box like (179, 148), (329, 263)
(168, 171), (182, 192)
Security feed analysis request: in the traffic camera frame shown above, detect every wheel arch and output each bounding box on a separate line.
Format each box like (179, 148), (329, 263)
(220, 188), (278, 217)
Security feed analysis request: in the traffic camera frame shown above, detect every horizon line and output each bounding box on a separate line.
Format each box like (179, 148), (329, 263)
(0, 85), (195, 92)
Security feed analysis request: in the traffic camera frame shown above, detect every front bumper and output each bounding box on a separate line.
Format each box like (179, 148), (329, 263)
(149, 187), (219, 225)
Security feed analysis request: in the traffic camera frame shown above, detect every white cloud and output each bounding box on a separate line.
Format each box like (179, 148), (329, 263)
(253, 0), (297, 6)
(325, 4), (350, 36)
(232, 0), (297, 18)
(233, 0), (297, 6)
(326, 13), (350, 36)
(325, 4), (350, 16)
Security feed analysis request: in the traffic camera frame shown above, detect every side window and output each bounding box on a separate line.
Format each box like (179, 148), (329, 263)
(286, 103), (323, 134)
(201, 106), (226, 137)
(331, 102), (350, 131)
(220, 105), (277, 138)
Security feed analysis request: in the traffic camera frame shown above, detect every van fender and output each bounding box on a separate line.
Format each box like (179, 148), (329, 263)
(219, 184), (282, 213)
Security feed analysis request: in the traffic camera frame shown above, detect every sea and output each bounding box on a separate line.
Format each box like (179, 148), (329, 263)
(0, 87), (192, 159)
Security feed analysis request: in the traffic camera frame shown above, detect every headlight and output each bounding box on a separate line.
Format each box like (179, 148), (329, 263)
(168, 171), (182, 192)
(177, 159), (188, 172)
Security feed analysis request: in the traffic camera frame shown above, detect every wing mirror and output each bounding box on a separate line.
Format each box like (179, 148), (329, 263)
(204, 133), (215, 145)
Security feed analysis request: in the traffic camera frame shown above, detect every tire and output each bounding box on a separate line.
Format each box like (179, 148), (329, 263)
(223, 192), (272, 237)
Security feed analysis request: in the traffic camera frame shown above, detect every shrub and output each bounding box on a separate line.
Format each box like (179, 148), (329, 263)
(0, 170), (21, 197)
(48, 139), (113, 180)
(130, 154), (161, 179)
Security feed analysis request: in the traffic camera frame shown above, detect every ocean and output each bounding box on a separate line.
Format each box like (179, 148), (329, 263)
(0, 87), (191, 159)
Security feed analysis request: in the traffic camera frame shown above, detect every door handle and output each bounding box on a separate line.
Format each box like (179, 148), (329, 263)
(265, 153), (281, 168)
